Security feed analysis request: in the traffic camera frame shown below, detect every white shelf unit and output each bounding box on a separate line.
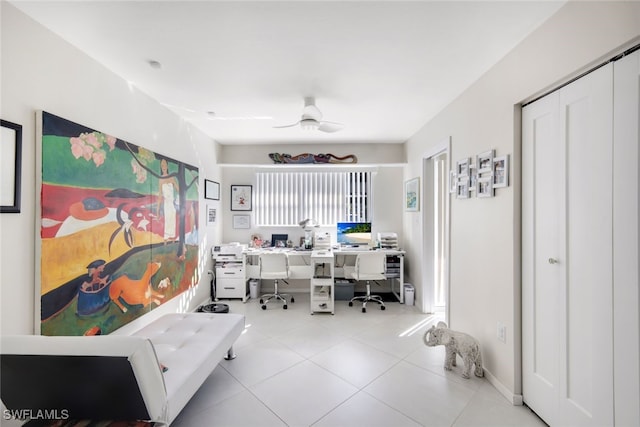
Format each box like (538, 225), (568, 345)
(310, 251), (334, 314)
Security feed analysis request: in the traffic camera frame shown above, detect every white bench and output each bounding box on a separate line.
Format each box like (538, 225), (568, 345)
(0, 312), (245, 425)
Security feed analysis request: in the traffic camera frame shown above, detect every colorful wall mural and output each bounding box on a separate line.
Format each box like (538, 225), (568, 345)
(38, 112), (200, 336)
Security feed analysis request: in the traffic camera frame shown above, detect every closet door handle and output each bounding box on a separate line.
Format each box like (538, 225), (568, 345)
(548, 258), (559, 265)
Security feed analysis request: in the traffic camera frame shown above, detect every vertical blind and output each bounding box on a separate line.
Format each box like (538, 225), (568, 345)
(256, 171), (372, 226)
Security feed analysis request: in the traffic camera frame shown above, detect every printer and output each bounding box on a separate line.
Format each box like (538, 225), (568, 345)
(212, 243), (245, 262)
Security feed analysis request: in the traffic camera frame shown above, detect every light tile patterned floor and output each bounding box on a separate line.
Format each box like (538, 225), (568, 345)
(171, 293), (546, 427)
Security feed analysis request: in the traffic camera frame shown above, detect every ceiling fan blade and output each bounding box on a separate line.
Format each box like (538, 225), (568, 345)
(273, 121), (300, 129)
(318, 121), (344, 133)
(302, 104), (323, 121)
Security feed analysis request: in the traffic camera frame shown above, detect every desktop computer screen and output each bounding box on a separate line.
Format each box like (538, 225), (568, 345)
(336, 222), (372, 246)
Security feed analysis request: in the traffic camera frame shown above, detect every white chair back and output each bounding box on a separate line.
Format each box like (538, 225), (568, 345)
(354, 251), (386, 281)
(259, 252), (289, 280)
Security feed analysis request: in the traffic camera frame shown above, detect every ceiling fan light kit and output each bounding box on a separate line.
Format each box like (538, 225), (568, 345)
(274, 97), (344, 133)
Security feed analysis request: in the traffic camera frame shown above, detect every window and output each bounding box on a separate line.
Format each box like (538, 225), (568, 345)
(255, 171), (372, 226)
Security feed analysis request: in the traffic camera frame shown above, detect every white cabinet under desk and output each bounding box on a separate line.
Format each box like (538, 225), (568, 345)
(215, 262), (249, 302)
(212, 245), (249, 302)
(310, 250), (335, 314)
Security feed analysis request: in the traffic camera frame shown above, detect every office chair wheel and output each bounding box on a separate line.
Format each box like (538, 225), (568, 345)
(291, 297), (295, 303)
(259, 299), (264, 304)
(283, 304), (288, 309)
(362, 307), (366, 313)
(261, 305), (267, 310)
(348, 302), (354, 307)
(381, 305), (386, 310)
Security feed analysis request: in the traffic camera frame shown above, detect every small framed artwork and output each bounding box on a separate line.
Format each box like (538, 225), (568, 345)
(456, 158), (470, 177)
(456, 180), (469, 199)
(1, 119), (22, 213)
(231, 185), (252, 211)
(477, 150), (494, 174)
(204, 179), (220, 200)
(477, 177), (494, 198)
(405, 177), (420, 212)
(232, 214), (251, 229)
(469, 165), (477, 193)
(449, 169), (457, 194)
(207, 205), (217, 224)
(493, 155), (510, 188)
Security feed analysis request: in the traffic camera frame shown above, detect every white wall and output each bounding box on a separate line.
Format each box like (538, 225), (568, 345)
(0, 3), (223, 335)
(403, 0), (640, 405)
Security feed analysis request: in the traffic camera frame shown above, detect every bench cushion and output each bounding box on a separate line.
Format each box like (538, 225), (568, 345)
(131, 313), (245, 423)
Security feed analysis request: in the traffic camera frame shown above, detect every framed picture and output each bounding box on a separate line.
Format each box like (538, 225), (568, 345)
(456, 158), (470, 177)
(204, 179), (220, 200)
(477, 150), (494, 173)
(456, 180), (469, 199)
(1, 119), (22, 213)
(207, 205), (217, 224)
(231, 185), (252, 211)
(405, 177), (419, 211)
(477, 177), (494, 198)
(449, 169), (457, 194)
(493, 155), (510, 188)
(232, 214), (250, 229)
(469, 165), (477, 193)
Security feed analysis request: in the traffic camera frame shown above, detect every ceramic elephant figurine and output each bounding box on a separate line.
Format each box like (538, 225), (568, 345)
(424, 321), (484, 379)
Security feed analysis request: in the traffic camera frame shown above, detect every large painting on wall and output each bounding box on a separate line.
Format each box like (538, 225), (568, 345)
(38, 111), (200, 336)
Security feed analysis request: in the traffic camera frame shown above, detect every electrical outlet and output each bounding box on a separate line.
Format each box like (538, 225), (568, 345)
(497, 322), (506, 343)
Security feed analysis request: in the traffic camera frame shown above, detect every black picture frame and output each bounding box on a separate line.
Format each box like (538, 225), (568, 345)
(1, 119), (22, 213)
(230, 185), (252, 211)
(204, 179), (220, 200)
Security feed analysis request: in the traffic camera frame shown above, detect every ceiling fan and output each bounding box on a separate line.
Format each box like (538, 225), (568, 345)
(273, 97), (344, 133)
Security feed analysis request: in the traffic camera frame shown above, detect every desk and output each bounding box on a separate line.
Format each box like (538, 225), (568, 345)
(241, 248), (407, 303)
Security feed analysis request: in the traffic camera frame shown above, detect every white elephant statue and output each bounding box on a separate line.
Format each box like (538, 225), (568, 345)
(424, 321), (484, 379)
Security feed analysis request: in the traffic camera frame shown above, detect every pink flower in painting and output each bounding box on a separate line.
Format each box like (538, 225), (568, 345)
(92, 150), (106, 167)
(69, 131), (115, 167)
(84, 132), (101, 149)
(105, 135), (116, 151)
(82, 144), (94, 161)
(70, 137), (85, 159)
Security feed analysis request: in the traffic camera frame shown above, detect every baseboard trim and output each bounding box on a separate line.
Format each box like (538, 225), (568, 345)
(483, 368), (524, 406)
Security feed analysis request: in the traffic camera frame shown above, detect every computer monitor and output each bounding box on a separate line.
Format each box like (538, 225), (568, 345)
(336, 222), (371, 246)
(271, 234), (288, 247)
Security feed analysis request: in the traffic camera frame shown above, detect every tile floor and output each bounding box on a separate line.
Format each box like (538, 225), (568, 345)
(171, 293), (546, 427)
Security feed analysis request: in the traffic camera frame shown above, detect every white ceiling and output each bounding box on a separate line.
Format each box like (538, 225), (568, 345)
(10, 1), (565, 145)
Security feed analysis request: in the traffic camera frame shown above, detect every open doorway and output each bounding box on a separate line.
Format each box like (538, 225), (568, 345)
(421, 138), (450, 319)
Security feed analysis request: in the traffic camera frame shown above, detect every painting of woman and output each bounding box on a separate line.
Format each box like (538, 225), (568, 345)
(158, 158), (179, 243)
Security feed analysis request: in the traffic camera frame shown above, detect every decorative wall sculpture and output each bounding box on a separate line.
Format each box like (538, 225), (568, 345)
(38, 111), (199, 336)
(268, 153), (357, 164)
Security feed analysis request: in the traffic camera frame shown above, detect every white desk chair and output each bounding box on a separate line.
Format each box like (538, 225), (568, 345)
(347, 251), (387, 313)
(259, 252), (294, 310)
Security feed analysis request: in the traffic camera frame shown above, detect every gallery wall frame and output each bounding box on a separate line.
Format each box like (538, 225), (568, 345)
(204, 179), (220, 200)
(493, 155), (510, 188)
(233, 214), (250, 229)
(207, 205), (217, 224)
(230, 185), (252, 211)
(405, 177), (420, 211)
(1, 119), (23, 213)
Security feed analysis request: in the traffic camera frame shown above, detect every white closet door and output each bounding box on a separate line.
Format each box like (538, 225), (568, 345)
(523, 63), (614, 426)
(522, 90), (562, 426)
(612, 49), (640, 426)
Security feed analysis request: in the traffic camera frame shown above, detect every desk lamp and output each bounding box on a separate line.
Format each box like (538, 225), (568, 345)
(299, 219), (319, 249)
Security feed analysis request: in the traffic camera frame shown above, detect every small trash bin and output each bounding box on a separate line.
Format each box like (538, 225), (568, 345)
(335, 279), (354, 301)
(249, 279), (260, 299)
(404, 284), (415, 305)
